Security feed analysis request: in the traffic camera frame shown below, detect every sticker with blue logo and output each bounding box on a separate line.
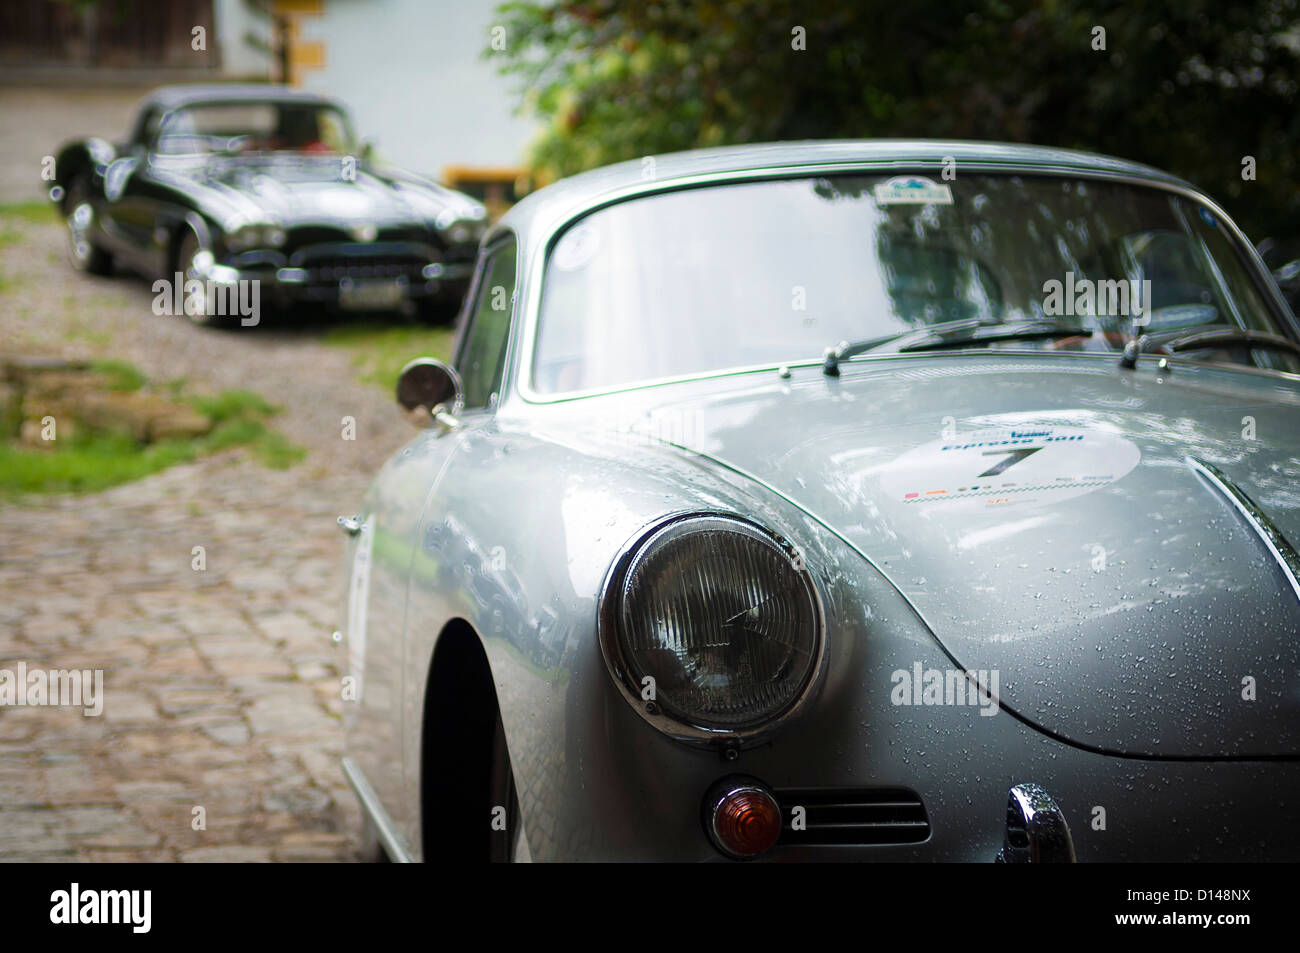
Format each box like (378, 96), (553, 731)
(874, 175), (953, 206)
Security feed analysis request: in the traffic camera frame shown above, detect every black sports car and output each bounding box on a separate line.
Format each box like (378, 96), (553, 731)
(52, 84), (487, 325)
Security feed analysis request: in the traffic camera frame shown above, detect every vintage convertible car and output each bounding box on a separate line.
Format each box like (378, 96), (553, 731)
(339, 141), (1300, 862)
(52, 84), (487, 324)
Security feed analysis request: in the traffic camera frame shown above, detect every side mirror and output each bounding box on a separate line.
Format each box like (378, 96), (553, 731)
(396, 357), (463, 429)
(359, 138), (375, 163)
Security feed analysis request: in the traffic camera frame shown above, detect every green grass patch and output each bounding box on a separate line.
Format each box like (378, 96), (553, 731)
(0, 431), (200, 495)
(0, 381), (304, 496)
(0, 201), (56, 225)
(323, 320), (455, 394)
(190, 388), (279, 421)
(188, 388), (304, 470)
(90, 359), (147, 392)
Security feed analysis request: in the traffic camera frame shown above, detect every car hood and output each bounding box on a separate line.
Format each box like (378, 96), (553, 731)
(162, 155), (475, 230)
(631, 354), (1300, 759)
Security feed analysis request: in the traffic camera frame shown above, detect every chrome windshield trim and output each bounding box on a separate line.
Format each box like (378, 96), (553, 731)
(509, 346), (1300, 407)
(1186, 456), (1300, 605)
(507, 163), (1298, 407)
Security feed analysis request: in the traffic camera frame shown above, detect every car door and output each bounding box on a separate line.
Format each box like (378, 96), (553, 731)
(397, 233), (519, 854)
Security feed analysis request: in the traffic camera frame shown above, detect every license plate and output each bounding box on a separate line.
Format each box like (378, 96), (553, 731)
(339, 278), (406, 310)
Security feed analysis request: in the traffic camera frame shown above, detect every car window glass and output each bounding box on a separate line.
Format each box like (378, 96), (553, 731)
(157, 105), (277, 154)
(317, 110), (352, 153)
(155, 104), (351, 156)
(459, 239), (517, 409)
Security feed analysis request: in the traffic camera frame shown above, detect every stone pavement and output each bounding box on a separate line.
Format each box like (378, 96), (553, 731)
(0, 216), (417, 860)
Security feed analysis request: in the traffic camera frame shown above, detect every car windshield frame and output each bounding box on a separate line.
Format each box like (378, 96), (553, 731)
(515, 164), (1300, 404)
(150, 100), (358, 158)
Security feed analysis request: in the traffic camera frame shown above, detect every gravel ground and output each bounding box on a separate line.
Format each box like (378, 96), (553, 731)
(0, 214), (419, 861)
(0, 86), (150, 204)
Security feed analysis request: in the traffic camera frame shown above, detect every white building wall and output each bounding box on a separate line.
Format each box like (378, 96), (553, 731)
(214, 0), (275, 79)
(297, 0), (538, 178)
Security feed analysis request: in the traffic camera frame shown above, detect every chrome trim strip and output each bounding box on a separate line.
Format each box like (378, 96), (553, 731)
(1186, 456), (1300, 605)
(341, 756), (416, 863)
(506, 163), (1297, 407)
(515, 345), (1300, 407)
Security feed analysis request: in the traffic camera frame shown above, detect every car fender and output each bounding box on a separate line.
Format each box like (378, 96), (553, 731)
(52, 137), (116, 203)
(396, 420), (922, 858)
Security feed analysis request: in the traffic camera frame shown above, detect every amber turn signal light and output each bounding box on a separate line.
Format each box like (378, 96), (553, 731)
(703, 777), (782, 859)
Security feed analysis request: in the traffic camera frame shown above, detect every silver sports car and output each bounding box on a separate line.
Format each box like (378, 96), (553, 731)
(339, 141), (1300, 862)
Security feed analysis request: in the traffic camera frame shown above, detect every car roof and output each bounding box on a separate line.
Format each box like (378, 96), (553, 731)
(497, 139), (1200, 249)
(141, 84), (343, 111)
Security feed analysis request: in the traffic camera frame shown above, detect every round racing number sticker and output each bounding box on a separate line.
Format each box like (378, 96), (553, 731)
(879, 425), (1140, 512)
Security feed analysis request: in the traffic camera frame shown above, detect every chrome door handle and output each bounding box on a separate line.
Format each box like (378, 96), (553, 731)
(338, 515), (363, 536)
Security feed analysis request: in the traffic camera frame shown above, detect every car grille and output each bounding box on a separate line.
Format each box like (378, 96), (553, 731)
(774, 787), (930, 846)
(443, 242), (477, 264)
(306, 257), (427, 281)
(289, 241), (436, 283)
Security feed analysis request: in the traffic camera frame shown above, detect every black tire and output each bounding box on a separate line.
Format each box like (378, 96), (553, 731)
(420, 626), (524, 863)
(174, 230), (234, 329)
(488, 709), (525, 863)
(416, 293), (462, 326)
(64, 178), (114, 276)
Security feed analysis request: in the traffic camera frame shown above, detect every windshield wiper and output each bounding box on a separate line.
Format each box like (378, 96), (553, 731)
(1119, 326), (1300, 368)
(822, 320), (1093, 376)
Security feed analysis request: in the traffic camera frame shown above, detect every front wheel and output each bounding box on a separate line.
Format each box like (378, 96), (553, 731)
(64, 178), (114, 275)
(174, 230), (233, 328)
(415, 293), (463, 326)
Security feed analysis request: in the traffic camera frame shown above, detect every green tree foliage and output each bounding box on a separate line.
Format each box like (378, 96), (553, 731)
(490, 0), (1300, 240)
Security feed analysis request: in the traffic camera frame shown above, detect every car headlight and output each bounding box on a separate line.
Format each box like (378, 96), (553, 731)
(435, 208), (486, 244)
(600, 513), (824, 743)
(226, 224), (285, 251)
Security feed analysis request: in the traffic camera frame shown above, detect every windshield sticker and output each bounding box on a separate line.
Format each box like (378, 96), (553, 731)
(874, 175), (953, 206)
(552, 222), (601, 271)
(879, 425), (1140, 512)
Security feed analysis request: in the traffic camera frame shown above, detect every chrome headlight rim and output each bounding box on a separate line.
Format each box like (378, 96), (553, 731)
(597, 511), (827, 748)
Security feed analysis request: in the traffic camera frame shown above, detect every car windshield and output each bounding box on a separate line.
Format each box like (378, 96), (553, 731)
(532, 173), (1299, 394)
(155, 102), (355, 156)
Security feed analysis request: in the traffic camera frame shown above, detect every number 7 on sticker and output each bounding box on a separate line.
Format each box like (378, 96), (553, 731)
(978, 447), (1041, 477)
